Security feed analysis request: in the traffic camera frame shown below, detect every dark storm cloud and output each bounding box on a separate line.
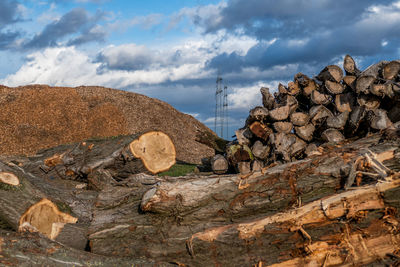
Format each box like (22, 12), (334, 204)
(0, 0), (21, 27)
(203, 0), (394, 38)
(205, 0), (400, 74)
(24, 8), (105, 49)
(0, 0), (23, 50)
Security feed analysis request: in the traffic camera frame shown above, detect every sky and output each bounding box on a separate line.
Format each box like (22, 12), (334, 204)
(1, 0), (400, 139)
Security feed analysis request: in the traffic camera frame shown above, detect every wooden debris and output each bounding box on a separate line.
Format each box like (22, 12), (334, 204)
(325, 80), (344, 94)
(273, 121), (293, 134)
(382, 60), (400, 80)
(321, 128), (345, 143)
(0, 172), (19, 186)
(317, 65), (343, 83)
(290, 112), (309, 126)
(343, 54), (360, 75)
(211, 154), (228, 174)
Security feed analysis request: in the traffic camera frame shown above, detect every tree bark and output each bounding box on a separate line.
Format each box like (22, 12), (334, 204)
(23, 132), (176, 189)
(0, 161), (87, 250)
(88, 133), (400, 265)
(0, 229), (171, 266)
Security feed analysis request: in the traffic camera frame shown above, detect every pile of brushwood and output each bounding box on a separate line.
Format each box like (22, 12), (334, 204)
(0, 58), (400, 266)
(208, 55), (400, 175)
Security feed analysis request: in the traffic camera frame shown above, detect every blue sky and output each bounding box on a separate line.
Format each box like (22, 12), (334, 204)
(1, 0), (400, 139)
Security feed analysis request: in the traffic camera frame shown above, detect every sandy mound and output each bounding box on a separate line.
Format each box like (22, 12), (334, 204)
(0, 85), (215, 164)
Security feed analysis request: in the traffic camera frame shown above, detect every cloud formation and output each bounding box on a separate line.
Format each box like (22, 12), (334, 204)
(204, 0), (400, 74)
(0, 0), (24, 50)
(24, 8), (106, 49)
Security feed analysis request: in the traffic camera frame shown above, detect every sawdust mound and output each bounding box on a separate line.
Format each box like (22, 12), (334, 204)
(0, 85), (215, 164)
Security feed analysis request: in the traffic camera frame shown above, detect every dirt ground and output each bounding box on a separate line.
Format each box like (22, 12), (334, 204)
(0, 84), (215, 164)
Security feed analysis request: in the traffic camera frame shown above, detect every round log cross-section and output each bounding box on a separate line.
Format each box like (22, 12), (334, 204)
(129, 131), (176, 174)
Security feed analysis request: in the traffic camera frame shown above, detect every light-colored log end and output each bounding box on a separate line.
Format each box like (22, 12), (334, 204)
(129, 131), (176, 174)
(0, 172), (20, 186)
(18, 198), (77, 240)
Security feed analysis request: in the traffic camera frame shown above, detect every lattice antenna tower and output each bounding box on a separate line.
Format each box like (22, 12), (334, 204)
(214, 74), (228, 139)
(223, 85), (228, 139)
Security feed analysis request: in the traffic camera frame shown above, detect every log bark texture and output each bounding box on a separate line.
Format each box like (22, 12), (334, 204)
(89, 133), (400, 265)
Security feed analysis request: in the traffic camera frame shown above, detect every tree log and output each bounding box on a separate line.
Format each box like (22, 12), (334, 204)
(311, 90), (331, 105)
(348, 105), (366, 134)
(273, 133), (297, 161)
(278, 83), (288, 94)
(287, 81), (300, 96)
(303, 79), (317, 96)
(317, 65), (343, 83)
(369, 109), (392, 130)
(382, 60), (400, 80)
(99, 133), (400, 265)
(269, 105), (290, 121)
(226, 144), (253, 166)
(211, 154), (228, 174)
(357, 94), (380, 110)
(24, 132), (176, 189)
(356, 75), (375, 94)
(309, 105), (333, 125)
(249, 121), (273, 141)
(260, 87), (276, 110)
(0, 161), (86, 250)
(235, 127), (252, 146)
(290, 112), (309, 126)
(342, 75), (356, 90)
(326, 111), (349, 129)
(295, 124), (315, 142)
(321, 128), (345, 143)
(335, 93), (354, 113)
(187, 177), (400, 266)
(251, 140), (270, 160)
(362, 60), (389, 78)
(273, 121), (293, 134)
(325, 80), (344, 95)
(248, 106), (269, 122)
(343, 54), (360, 76)
(0, 229), (171, 266)
(370, 82), (394, 98)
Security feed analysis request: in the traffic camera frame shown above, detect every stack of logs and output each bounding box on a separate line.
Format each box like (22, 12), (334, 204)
(210, 55), (400, 175)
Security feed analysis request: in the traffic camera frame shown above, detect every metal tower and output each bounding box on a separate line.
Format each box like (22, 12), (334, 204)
(214, 75), (228, 139)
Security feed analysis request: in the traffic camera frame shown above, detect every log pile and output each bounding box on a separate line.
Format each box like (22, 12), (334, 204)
(0, 129), (399, 266)
(0, 58), (400, 266)
(211, 56), (400, 175)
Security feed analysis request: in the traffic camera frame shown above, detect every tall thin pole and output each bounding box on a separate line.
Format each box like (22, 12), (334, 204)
(215, 75), (223, 136)
(223, 85), (228, 139)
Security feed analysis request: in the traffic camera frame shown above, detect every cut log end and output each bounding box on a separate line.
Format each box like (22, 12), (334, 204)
(211, 154), (228, 174)
(0, 172), (20, 186)
(18, 198), (77, 240)
(129, 131), (176, 174)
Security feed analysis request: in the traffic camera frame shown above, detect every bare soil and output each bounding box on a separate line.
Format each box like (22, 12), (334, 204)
(0, 84), (215, 163)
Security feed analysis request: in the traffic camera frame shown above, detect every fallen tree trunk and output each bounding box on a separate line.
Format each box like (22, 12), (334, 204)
(88, 133), (400, 265)
(0, 229), (172, 266)
(23, 131), (176, 189)
(0, 161), (86, 250)
(188, 176), (400, 266)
